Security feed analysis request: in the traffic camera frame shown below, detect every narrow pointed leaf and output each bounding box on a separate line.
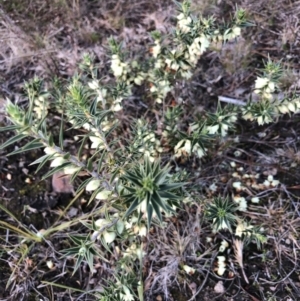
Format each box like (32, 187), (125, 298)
(42, 162), (72, 180)
(77, 136), (87, 160)
(8, 139), (44, 156)
(70, 167), (83, 183)
(124, 198), (140, 218)
(109, 167), (120, 185)
(87, 157), (94, 172)
(0, 125), (22, 132)
(0, 133), (26, 150)
(159, 191), (181, 199)
(97, 149), (106, 174)
(152, 200), (163, 223)
(73, 255), (84, 275)
(34, 154), (56, 173)
(152, 191), (175, 213)
(147, 203), (153, 229)
(159, 183), (186, 191)
(59, 118), (64, 149)
(48, 133), (54, 147)
(123, 171), (143, 187)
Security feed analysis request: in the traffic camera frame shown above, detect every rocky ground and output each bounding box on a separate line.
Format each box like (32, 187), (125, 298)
(1, 0), (300, 300)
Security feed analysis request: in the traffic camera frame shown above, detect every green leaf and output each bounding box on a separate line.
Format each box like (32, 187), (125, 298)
(35, 154), (57, 174)
(75, 177), (94, 194)
(36, 114), (48, 132)
(147, 203), (153, 228)
(123, 171), (143, 188)
(7, 139), (44, 156)
(70, 167), (83, 183)
(124, 197), (140, 218)
(42, 162), (72, 180)
(159, 182), (186, 191)
(59, 117), (64, 149)
(0, 133), (26, 151)
(63, 152), (71, 160)
(73, 255), (84, 275)
(154, 169), (169, 185)
(159, 191), (181, 200)
(48, 133), (54, 147)
(85, 247), (95, 273)
(0, 125), (22, 132)
(152, 200), (163, 223)
(77, 136), (87, 160)
(89, 98), (98, 116)
(109, 167), (120, 185)
(87, 157), (94, 172)
(97, 149), (107, 174)
(152, 191), (174, 213)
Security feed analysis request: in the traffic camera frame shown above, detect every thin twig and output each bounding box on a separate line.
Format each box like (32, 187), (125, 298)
(218, 96), (246, 106)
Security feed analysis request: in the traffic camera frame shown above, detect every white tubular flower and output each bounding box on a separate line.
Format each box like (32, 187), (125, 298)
(111, 54), (124, 77)
(213, 218), (230, 231)
(88, 80), (99, 90)
(112, 103), (123, 112)
(133, 225), (147, 237)
(95, 190), (112, 200)
(235, 220), (253, 237)
(112, 64), (123, 77)
(235, 196), (247, 211)
(221, 123), (229, 137)
(199, 35), (210, 53)
(121, 286), (134, 301)
(183, 265), (196, 275)
(288, 102), (296, 113)
(151, 42), (161, 58)
(278, 104), (289, 114)
(134, 75), (144, 86)
(150, 85), (157, 93)
(255, 77), (269, 90)
(63, 165), (81, 175)
(96, 88), (107, 104)
(232, 26), (241, 38)
(257, 116), (264, 125)
(251, 197), (260, 203)
(44, 147), (58, 155)
(95, 218), (109, 228)
(233, 181), (242, 190)
(217, 256), (226, 276)
(103, 231), (116, 244)
(50, 157), (67, 167)
(89, 136), (104, 149)
(86, 179), (101, 191)
(177, 13), (192, 33)
(271, 179), (280, 186)
(207, 124), (219, 135)
(193, 143), (206, 158)
(267, 81), (275, 92)
(219, 240), (229, 252)
(243, 112), (254, 121)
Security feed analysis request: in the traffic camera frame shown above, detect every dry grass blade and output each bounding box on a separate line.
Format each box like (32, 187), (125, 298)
(233, 239), (249, 284)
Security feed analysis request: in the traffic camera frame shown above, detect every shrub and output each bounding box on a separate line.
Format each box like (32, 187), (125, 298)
(1, 1), (298, 299)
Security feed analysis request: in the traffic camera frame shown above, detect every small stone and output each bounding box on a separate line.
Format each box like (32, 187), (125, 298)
(156, 295), (162, 301)
(52, 171), (74, 194)
(22, 168), (29, 175)
(214, 281), (225, 294)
